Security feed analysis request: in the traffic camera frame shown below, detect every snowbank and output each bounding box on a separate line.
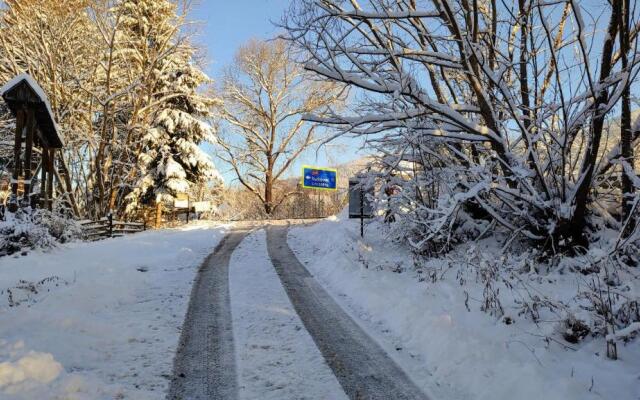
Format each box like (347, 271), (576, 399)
(0, 222), (228, 399)
(289, 216), (640, 400)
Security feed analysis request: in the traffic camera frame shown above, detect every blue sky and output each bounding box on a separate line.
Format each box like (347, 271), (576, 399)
(189, 1), (364, 184)
(190, 0), (290, 77)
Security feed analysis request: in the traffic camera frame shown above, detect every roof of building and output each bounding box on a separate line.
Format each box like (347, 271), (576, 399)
(0, 73), (64, 148)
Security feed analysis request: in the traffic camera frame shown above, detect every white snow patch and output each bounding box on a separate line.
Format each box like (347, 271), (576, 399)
(0, 222), (229, 399)
(0, 350), (63, 390)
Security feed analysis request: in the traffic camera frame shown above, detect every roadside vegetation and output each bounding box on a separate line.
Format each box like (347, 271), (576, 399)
(283, 0), (640, 359)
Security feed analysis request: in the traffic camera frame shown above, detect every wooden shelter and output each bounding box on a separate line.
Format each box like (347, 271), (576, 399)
(0, 74), (76, 214)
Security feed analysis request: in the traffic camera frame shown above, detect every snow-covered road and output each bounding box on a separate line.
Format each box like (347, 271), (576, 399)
(6, 218), (626, 400)
(168, 225), (427, 400)
(1, 221), (431, 400)
(266, 226), (429, 400)
(168, 230), (249, 400)
(230, 229), (347, 400)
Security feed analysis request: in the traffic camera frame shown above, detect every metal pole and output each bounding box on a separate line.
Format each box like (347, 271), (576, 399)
(360, 189), (364, 238)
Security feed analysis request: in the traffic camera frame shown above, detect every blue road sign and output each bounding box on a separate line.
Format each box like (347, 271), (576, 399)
(302, 166), (337, 191)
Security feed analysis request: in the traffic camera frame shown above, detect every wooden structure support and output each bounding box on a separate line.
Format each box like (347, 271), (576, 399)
(1, 74), (75, 215)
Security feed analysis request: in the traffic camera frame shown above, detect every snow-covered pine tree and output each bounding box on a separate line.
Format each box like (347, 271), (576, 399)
(114, 0), (221, 213)
(127, 52), (221, 210)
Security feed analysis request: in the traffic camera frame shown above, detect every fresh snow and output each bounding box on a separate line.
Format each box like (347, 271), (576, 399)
(288, 214), (640, 400)
(228, 229), (348, 400)
(2, 216), (637, 400)
(0, 223), (228, 399)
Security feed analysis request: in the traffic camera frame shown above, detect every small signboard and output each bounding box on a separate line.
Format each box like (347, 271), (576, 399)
(349, 178), (374, 219)
(192, 201), (212, 213)
(302, 166), (337, 191)
(174, 199), (189, 209)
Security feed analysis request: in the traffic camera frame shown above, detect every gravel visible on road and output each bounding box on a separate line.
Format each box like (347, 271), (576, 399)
(266, 226), (430, 400)
(167, 231), (249, 400)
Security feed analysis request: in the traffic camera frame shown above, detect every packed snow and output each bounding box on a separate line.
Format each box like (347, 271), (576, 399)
(228, 230), (347, 400)
(0, 223), (227, 399)
(289, 214), (640, 400)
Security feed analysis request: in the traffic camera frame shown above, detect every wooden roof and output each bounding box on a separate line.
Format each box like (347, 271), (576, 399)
(1, 74), (64, 148)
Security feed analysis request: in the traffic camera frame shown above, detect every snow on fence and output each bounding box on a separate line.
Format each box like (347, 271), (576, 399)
(80, 215), (145, 241)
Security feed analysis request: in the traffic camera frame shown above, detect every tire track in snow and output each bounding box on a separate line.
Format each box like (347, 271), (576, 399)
(266, 225), (430, 400)
(167, 230), (249, 400)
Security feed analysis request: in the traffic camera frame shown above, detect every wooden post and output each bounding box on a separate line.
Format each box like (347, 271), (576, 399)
(41, 147), (49, 209)
(9, 108), (25, 212)
(22, 110), (35, 207)
(46, 148), (55, 211)
(108, 212), (113, 238)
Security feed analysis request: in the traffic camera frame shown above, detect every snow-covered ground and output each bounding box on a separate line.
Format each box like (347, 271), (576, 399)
(229, 230), (347, 400)
(0, 223), (228, 399)
(289, 214), (640, 400)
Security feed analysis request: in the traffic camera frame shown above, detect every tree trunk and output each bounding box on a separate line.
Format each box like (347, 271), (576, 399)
(569, 4), (621, 245)
(155, 201), (163, 229)
(619, 0), (634, 234)
(264, 155), (274, 215)
(264, 174), (273, 215)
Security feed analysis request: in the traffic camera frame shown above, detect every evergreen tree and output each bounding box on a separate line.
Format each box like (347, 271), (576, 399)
(128, 51), (221, 208)
(115, 0), (221, 211)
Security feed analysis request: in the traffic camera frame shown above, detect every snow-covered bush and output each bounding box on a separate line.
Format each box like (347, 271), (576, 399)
(0, 209), (81, 256)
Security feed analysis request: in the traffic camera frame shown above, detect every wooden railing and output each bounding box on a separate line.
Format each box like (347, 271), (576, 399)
(80, 214), (146, 241)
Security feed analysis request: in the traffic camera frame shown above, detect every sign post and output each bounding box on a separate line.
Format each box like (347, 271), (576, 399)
(349, 177), (374, 237)
(360, 189), (364, 237)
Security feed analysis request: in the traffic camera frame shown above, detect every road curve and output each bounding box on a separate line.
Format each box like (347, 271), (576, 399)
(167, 230), (249, 400)
(266, 225), (430, 400)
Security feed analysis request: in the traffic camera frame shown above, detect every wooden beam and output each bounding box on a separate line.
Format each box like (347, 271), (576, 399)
(22, 109), (35, 207)
(41, 146), (48, 209)
(29, 160), (42, 209)
(9, 108), (24, 212)
(46, 148), (55, 211)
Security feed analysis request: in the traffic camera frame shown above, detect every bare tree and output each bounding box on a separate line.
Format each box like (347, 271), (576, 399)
(284, 0), (640, 250)
(216, 39), (343, 215)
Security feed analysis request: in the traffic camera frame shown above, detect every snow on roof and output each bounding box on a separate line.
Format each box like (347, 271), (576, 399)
(1, 73), (49, 105)
(0, 73), (64, 147)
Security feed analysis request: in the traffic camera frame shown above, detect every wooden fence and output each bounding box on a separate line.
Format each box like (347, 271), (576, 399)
(80, 214), (146, 241)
